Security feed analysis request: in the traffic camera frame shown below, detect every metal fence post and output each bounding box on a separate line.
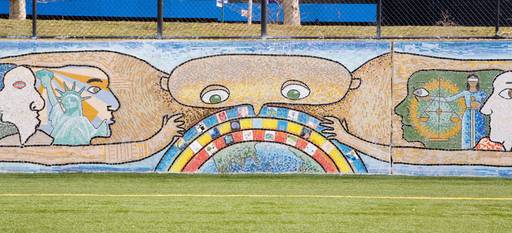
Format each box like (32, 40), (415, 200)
(157, 0), (164, 39)
(32, 0), (37, 39)
(261, 0), (268, 38)
(376, 0), (382, 39)
(495, 0), (501, 37)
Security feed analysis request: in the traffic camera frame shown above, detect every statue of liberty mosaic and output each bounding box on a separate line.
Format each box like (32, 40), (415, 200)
(36, 69), (109, 145)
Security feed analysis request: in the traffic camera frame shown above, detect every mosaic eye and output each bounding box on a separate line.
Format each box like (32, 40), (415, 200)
(413, 88), (430, 97)
(87, 86), (101, 94)
(201, 85), (229, 104)
(281, 80), (310, 100)
(498, 88), (512, 100)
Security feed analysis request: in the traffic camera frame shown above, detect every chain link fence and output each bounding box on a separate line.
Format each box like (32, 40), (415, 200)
(0, 0), (511, 39)
(381, 0), (512, 38)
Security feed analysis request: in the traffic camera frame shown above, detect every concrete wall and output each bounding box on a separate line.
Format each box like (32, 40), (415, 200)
(0, 40), (511, 177)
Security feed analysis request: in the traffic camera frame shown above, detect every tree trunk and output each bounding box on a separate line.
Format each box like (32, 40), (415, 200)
(247, 0), (253, 25)
(9, 0), (26, 20)
(283, 0), (300, 25)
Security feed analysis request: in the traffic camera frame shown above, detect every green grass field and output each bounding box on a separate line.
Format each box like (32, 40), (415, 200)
(1, 174), (511, 233)
(1, 19), (512, 38)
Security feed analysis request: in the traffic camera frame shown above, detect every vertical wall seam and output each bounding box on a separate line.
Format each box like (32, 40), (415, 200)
(389, 41), (395, 175)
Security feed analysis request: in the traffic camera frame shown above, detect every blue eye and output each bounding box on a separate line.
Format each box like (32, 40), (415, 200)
(87, 86), (101, 94)
(413, 88), (429, 97)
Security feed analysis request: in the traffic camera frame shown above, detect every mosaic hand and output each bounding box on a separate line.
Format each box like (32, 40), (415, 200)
(161, 113), (186, 138)
(321, 116), (350, 141)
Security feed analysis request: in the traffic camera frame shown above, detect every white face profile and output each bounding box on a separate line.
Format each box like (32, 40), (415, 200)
(481, 71), (512, 151)
(0, 66), (45, 145)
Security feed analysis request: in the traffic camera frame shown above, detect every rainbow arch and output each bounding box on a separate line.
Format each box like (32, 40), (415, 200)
(155, 106), (367, 174)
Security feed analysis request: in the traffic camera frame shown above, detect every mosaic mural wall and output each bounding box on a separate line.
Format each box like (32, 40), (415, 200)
(0, 40), (511, 177)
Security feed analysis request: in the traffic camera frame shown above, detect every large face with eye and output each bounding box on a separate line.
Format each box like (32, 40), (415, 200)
(394, 70), (501, 149)
(481, 71), (512, 150)
(166, 55), (354, 113)
(0, 66), (45, 144)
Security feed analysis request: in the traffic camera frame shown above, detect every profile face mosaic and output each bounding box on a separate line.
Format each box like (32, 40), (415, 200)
(0, 41), (511, 177)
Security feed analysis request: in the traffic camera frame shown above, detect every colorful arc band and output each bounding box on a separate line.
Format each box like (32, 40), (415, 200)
(182, 130), (338, 173)
(168, 119), (354, 174)
(156, 105), (364, 174)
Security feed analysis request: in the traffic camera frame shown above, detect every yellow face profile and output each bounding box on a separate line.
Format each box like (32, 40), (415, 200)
(164, 54), (357, 113)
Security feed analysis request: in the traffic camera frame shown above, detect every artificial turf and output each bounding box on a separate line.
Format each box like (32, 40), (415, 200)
(0, 174), (511, 233)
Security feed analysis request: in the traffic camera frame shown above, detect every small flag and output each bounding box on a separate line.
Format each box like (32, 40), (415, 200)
(268, 107), (279, 117)
(306, 119), (317, 129)
(223, 135), (235, 145)
(238, 106), (250, 117)
(287, 110), (300, 121)
(189, 141), (202, 153)
(216, 111), (228, 122)
(205, 144), (218, 155)
(286, 135), (298, 146)
(320, 142), (335, 153)
(195, 122), (207, 133)
(300, 127), (312, 139)
(264, 131), (276, 141)
(243, 130), (254, 141)
(209, 127), (221, 139)
(304, 143), (317, 155)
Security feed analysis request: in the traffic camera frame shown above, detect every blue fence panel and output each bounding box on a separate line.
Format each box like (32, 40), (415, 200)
(0, 0), (156, 18)
(301, 4), (376, 23)
(166, 0), (218, 19)
(216, 3), (376, 23)
(38, 0), (156, 18)
(1, 0), (376, 23)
